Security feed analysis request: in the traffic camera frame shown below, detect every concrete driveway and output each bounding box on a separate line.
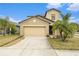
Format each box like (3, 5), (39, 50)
(0, 37), (57, 56)
(0, 36), (79, 56)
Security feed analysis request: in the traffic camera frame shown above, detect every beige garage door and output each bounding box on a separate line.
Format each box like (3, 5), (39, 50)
(24, 26), (46, 37)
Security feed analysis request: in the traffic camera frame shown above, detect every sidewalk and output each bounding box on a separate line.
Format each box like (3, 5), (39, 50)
(55, 50), (79, 56)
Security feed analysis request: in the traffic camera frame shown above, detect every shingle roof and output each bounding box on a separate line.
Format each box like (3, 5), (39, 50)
(19, 15), (54, 24)
(19, 8), (61, 24)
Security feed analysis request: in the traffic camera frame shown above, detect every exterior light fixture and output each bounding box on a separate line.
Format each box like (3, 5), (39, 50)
(33, 20), (36, 22)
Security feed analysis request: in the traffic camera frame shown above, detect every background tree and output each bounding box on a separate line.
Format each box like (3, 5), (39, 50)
(0, 18), (9, 35)
(0, 17), (17, 35)
(7, 22), (17, 35)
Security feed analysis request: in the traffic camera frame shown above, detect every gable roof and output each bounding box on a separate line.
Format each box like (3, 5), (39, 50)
(44, 8), (61, 17)
(19, 15), (54, 24)
(36, 15), (54, 22)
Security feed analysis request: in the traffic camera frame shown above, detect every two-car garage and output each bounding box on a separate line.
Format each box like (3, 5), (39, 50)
(24, 26), (46, 37)
(19, 16), (51, 37)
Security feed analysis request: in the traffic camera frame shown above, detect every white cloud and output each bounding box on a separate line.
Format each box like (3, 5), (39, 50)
(46, 3), (63, 9)
(69, 17), (75, 20)
(9, 17), (19, 23)
(70, 19), (79, 24)
(67, 3), (79, 11)
(0, 15), (20, 23)
(69, 16), (79, 24)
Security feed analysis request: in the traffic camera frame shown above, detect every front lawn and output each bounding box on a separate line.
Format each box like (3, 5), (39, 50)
(48, 37), (79, 50)
(0, 35), (23, 47)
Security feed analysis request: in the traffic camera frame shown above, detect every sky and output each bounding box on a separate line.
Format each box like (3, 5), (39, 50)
(0, 3), (79, 24)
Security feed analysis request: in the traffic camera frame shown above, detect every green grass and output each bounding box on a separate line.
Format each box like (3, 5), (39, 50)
(48, 37), (79, 50)
(0, 35), (20, 47)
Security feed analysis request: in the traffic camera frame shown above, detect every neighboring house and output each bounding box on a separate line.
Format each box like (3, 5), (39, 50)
(19, 8), (61, 37)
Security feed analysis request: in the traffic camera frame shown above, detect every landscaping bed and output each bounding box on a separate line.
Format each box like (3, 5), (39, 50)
(48, 37), (79, 50)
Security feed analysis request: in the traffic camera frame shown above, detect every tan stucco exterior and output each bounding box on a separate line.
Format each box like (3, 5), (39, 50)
(45, 10), (60, 21)
(20, 17), (49, 37)
(19, 9), (61, 37)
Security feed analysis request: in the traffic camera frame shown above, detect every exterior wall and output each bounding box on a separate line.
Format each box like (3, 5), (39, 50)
(45, 10), (60, 21)
(20, 17), (49, 36)
(45, 10), (61, 36)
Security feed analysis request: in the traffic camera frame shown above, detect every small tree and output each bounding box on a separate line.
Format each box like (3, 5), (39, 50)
(52, 13), (78, 41)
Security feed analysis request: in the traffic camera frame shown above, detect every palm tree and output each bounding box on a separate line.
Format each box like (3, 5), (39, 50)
(52, 13), (78, 41)
(7, 22), (16, 35)
(0, 18), (9, 35)
(0, 17), (17, 35)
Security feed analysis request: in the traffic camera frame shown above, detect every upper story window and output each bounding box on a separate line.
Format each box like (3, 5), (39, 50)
(51, 14), (55, 20)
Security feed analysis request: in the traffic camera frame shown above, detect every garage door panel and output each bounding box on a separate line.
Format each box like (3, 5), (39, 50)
(24, 26), (46, 37)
